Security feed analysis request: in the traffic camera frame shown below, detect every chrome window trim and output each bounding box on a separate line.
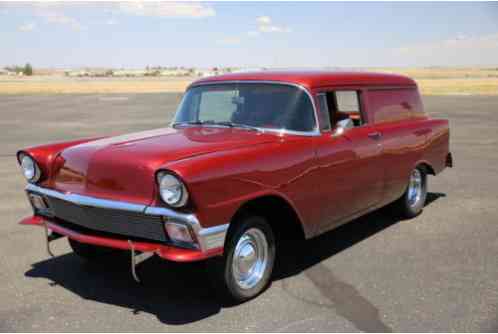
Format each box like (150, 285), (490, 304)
(316, 92), (332, 132)
(25, 184), (228, 252)
(172, 80), (321, 137)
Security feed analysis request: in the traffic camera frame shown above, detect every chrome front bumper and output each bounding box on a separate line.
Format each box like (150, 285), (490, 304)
(25, 183), (228, 252)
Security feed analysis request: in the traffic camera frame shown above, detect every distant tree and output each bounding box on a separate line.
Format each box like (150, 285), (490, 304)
(23, 63), (33, 76)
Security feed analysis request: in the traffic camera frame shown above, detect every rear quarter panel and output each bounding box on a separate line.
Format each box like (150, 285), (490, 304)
(375, 119), (432, 204)
(375, 118), (449, 204)
(421, 118), (450, 174)
(364, 85), (450, 204)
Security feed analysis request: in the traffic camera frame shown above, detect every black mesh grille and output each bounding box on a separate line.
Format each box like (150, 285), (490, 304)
(43, 196), (167, 242)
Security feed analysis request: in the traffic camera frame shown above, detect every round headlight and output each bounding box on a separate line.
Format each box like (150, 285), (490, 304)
(20, 154), (41, 182)
(157, 172), (188, 207)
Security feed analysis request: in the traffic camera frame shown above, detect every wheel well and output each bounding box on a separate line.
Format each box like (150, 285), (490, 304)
(230, 195), (305, 241)
(418, 162), (435, 176)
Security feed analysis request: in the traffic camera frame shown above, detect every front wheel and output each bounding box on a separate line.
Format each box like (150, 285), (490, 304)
(209, 216), (276, 303)
(394, 166), (428, 218)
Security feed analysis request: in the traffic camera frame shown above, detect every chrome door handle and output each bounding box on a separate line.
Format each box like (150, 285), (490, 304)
(368, 132), (382, 140)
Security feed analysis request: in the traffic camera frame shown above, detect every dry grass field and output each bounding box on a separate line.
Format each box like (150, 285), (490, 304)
(0, 68), (497, 95)
(0, 76), (192, 94)
(373, 67), (498, 95)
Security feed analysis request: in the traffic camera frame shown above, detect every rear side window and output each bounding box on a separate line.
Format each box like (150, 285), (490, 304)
(368, 88), (425, 124)
(335, 91), (360, 112)
(324, 90), (363, 127)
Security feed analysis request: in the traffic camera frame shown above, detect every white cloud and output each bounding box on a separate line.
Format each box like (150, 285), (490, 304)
(35, 9), (85, 31)
(119, 2), (215, 18)
(256, 16), (271, 25)
(18, 22), (36, 32)
(395, 33), (498, 54)
(259, 24), (291, 33)
(216, 37), (241, 46)
(255, 16), (291, 34)
(393, 33), (498, 66)
(105, 18), (118, 25)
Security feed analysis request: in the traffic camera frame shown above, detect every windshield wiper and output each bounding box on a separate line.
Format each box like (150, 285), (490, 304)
(173, 120), (261, 132)
(172, 120), (205, 127)
(217, 121), (261, 132)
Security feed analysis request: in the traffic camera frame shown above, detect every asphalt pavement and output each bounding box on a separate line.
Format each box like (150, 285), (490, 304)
(0, 93), (497, 332)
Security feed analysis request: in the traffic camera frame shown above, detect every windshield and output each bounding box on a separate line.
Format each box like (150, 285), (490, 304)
(173, 83), (316, 133)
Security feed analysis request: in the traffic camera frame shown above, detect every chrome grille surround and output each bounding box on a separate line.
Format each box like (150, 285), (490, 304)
(25, 183), (229, 252)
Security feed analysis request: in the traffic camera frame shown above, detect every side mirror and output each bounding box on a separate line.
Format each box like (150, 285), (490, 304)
(332, 118), (354, 137)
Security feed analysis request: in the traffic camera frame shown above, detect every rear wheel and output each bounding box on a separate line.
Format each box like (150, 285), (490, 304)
(68, 238), (115, 261)
(209, 215), (276, 303)
(394, 166), (428, 218)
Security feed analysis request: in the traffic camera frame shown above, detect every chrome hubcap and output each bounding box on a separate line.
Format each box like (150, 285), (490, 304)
(232, 228), (268, 290)
(407, 169), (423, 207)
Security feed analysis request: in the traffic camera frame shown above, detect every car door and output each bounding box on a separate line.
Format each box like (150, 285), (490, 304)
(313, 89), (384, 234)
(343, 124), (384, 213)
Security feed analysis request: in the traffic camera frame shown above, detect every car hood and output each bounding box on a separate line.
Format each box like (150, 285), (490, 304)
(51, 127), (277, 204)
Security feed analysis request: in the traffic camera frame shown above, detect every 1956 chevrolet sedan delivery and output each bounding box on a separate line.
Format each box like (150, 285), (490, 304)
(17, 71), (452, 302)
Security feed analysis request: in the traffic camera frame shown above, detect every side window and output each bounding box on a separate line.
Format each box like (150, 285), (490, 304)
(335, 91), (359, 112)
(326, 90), (363, 127)
(317, 93), (331, 131)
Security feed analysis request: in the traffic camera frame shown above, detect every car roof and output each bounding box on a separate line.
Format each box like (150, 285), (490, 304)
(191, 70), (417, 89)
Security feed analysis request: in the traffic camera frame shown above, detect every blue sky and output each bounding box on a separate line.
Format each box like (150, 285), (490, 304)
(1, 2), (498, 68)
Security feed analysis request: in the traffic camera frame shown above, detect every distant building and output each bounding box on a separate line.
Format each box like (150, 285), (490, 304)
(200, 71), (217, 77)
(0, 68), (20, 76)
(113, 69), (147, 77)
(231, 68), (266, 73)
(159, 69), (191, 77)
(65, 70), (90, 77)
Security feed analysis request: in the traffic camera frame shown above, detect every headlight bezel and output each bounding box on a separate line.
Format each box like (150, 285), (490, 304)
(156, 171), (189, 208)
(18, 153), (41, 183)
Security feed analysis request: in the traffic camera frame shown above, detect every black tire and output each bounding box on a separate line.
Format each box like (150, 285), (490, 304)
(209, 215), (276, 303)
(394, 166), (428, 218)
(68, 238), (115, 261)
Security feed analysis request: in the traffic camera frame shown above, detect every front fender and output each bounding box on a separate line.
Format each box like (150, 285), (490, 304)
(17, 137), (105, 183)
(161, 137), (317, 230)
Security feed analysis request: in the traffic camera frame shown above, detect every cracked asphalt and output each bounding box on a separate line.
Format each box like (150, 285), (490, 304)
(0, 94), (497, 332)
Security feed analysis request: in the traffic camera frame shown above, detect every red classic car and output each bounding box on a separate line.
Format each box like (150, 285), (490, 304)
(17, 71), (452, 302)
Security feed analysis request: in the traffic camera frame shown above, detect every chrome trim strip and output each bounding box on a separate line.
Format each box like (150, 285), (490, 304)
(173, 80), (321, 137)
(26, 183), (146, 213)
(25, 184), (229, 252)
(199, 224), (229, 251)
(144, 206), (199, 226)
(198, 223), (229, 237)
